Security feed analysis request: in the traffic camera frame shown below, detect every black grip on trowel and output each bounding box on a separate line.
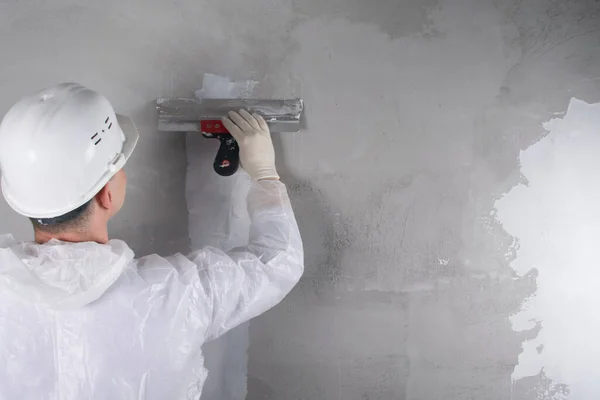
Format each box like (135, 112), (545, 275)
(212, 134), (240, 176)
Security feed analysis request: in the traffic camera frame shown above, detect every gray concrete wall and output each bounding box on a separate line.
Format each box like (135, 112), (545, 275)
(0, 0), (191, 256)
(0, 0), (599, 399)
(244, 0), (600, 399)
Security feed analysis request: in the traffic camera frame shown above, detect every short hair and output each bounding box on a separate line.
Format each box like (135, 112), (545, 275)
(29, 199), (93, 234)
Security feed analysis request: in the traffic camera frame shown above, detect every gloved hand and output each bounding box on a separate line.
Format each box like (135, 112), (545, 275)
(221, 109), (279, 181)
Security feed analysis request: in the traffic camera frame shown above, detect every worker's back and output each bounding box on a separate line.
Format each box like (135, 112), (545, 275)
(0, 235), (211, 399)
(0, 177), (305, 399)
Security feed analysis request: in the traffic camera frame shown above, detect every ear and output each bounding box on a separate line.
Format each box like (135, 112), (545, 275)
(95, 183), (113, 210)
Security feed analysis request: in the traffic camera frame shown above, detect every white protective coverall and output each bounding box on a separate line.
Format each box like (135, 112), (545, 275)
(0, 179), (303, 399)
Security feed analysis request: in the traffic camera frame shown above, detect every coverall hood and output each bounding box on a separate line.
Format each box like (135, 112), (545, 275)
(0, 234), (134, 309)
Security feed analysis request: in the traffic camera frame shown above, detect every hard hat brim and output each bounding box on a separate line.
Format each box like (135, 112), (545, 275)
(116, 114), (139, 164)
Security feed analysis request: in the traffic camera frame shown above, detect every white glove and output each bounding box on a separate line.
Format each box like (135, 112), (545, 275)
(221, 109), (279, 181)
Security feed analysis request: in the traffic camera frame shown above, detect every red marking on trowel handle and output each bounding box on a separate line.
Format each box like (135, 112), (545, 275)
(201, 120), (230, 134)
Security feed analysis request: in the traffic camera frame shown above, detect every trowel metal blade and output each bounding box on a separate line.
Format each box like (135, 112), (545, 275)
(156, 98), (303, 133)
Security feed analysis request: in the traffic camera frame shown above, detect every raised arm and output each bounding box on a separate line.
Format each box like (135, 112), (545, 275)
(187, 110), (304, 340)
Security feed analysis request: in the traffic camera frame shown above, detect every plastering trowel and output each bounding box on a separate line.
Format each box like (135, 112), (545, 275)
(156, 98), (304, 176)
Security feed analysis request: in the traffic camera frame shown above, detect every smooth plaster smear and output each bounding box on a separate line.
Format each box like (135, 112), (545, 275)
(187, 74), (255, 400)
(495, 98), (600, 399)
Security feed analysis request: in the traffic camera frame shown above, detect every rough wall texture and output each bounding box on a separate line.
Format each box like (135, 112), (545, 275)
(0, 0), (599, 399)
(244, 0), (600, 399)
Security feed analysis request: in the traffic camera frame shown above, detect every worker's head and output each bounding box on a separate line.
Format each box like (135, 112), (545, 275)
(0, 82), (139, 240)
(29, 168), (128, 235)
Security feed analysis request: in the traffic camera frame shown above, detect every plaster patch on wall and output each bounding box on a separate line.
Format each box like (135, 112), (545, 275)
(277, 1), (520, 295)
(495, 98), (600, 399)
(188, 73), (257, 400)
(195, 73), (258, 101)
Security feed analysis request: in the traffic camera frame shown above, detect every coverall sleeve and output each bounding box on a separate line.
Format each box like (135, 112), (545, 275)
(189, 179), (304, 341)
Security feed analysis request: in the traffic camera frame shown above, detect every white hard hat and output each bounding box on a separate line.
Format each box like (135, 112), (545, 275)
(0, 82), (139, 218)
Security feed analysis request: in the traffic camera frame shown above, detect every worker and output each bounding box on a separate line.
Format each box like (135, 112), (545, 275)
(0, 82), (304, 399)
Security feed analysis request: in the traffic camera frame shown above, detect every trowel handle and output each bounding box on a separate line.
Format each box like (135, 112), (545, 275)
(212, 134), (239, 176)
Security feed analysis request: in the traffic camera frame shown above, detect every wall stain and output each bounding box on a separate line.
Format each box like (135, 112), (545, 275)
(292, 0), (441, 39)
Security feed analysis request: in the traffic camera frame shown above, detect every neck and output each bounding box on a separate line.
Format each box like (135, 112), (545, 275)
(34, 223), (109, 245)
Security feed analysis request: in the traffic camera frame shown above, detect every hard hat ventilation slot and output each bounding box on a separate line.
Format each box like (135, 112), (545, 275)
(89, 117), (111, 145)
